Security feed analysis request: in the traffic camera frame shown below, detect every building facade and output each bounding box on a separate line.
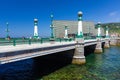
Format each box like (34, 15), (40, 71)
(53, 20), (105, 38)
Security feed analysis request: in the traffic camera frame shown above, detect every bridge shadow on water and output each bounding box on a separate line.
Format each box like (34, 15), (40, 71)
(32, 44), (97, 79)
(84, 44), (96, 57)
(0, 49), (75, 80)
(33, 49), (74, 79)
(0, 44), (97, 80)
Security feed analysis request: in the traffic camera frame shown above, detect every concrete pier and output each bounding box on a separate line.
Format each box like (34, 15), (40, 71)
(72, 38), (86, 64)
(104, 39), (110, 48)
(94, 39), (103, 53)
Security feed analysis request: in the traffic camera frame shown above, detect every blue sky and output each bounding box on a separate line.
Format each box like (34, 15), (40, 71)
(0, 0), (120, 37)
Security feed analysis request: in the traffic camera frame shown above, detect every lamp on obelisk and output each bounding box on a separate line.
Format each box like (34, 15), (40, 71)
(50, 13), (55, 39)
(77, 11), (83, 38)
(105, 26), (109, 38)
(97, 22), (101, 38)
(6, 22), (10, 40)
(34, 18), (39, 39)
(64, 26), (68, 38)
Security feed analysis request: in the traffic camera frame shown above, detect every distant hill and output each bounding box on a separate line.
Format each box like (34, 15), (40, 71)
(96, 22), (120, 33)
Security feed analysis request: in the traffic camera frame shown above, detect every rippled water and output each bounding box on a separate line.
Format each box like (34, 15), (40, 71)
(0, 46), (120, 80)
(85, 46), (120, 80)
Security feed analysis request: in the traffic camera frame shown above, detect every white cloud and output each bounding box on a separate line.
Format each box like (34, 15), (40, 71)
(109, 11), (117, 16)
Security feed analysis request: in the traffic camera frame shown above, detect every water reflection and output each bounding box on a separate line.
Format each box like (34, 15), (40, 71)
(86, 46), (120, 80)
(0, 59), (34, 80)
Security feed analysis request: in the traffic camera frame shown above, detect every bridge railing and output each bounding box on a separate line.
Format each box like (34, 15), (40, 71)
(84, 38), (97, 42)
(0, 37), (108, 46)
(0, 38), (75, 46)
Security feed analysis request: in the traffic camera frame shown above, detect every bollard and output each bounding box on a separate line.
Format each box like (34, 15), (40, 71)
(29, 39), (31, 45)
(13, 39), (16, 46)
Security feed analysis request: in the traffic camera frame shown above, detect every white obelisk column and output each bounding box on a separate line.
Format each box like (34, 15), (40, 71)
(106, 26), (109, 38)
(77, 11), (83, 38)
(97, 22), (101, 38)
(34, 18), (38, 38)
(64, 26), (68, 38)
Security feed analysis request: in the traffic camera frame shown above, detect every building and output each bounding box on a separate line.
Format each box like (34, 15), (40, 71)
(53, 20), (105, 38)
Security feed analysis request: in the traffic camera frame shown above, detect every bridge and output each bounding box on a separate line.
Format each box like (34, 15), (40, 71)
(0, 11), (120, 65)
(0, 37), (119, 65)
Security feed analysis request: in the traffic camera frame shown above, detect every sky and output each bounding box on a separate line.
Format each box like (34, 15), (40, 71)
(0, 0), (120, 38)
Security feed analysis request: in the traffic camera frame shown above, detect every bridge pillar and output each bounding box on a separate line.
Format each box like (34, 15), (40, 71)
(72, 38), (86, 65)
(104, 39), (110, 48)
(94, 39), (103, 53)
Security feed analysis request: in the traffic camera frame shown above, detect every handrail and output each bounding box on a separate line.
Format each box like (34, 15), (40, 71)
(0, 37), (112, 46)
(0, 38), (75, 46)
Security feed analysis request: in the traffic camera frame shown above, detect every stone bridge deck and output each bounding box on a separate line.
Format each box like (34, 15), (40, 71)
(0, 39), (101, 64)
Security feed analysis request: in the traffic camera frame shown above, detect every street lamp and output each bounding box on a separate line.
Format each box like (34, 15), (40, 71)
(105, 26), (109, 38)
(97, 22), (101, 38)
(50, 13), (54, 39)
(64, 26), (68, 38)
(6, 22), (10, 39)
(77, 11), (83, 38)
(34, 18), (39, 39)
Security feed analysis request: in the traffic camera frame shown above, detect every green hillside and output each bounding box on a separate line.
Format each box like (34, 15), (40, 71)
(98, 23), (120, 33)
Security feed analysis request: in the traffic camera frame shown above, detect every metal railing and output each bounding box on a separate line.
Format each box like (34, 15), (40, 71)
(0, 38), (75, 46)
(0, 37), (108, 46)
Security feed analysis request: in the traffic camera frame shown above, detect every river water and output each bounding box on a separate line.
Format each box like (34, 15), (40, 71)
(0, 46), (120, 80)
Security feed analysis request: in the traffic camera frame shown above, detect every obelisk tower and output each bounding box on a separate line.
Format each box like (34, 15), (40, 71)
(72, 11), (86, 65)
(77, 11), (83, 38)
(64, 26), (68, 38)
(6, 22), (10, 40)
(97, 22), (101, 38)
(34, 18), (39, 39)
(105, 26), (109, 38)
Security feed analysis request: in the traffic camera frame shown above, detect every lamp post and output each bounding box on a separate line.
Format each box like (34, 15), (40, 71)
(34, 18), (39, 39)
(64, 26), (68, 38)
(77, 11), (83, 38)
(6, 22), (9, 39)
(97, 22), (101, 38)
(50, 13), (54, 39)
(105, 26), (109, 38)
